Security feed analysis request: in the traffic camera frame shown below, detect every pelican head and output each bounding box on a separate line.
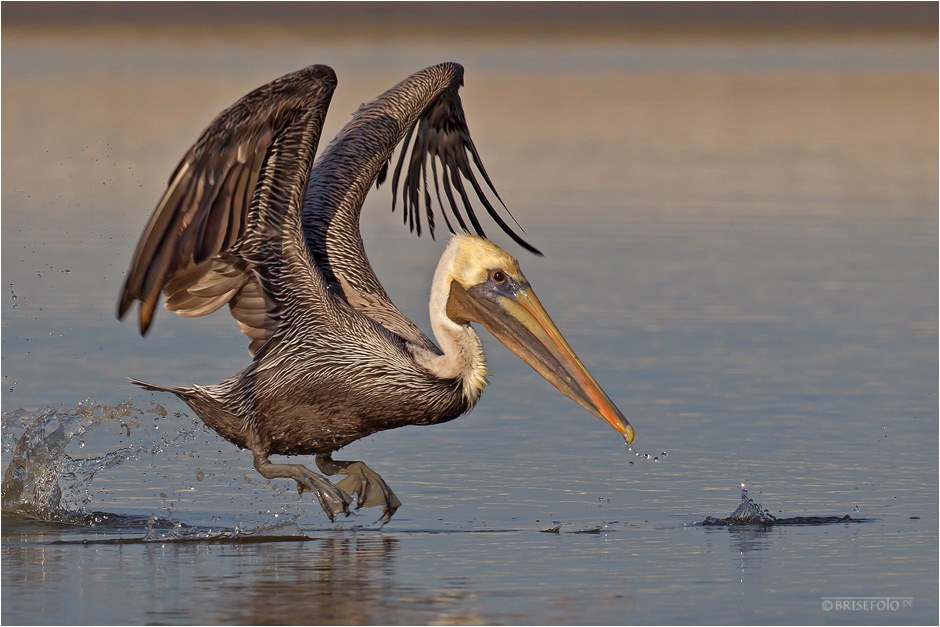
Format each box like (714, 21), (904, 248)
(437, 235), (634, 443)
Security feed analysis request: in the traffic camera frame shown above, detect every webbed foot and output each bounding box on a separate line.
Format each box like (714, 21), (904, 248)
(253, 453), (353, 522)
(294, 468), (354, 522)
(316, 453), (401, 524)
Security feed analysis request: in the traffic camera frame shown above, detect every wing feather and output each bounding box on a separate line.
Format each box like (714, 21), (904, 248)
(387, 82), (542, 255)
(118, 65), (338, 354)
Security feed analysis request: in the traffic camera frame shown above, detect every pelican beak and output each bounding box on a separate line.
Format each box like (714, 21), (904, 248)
(447, 279), (634, 443)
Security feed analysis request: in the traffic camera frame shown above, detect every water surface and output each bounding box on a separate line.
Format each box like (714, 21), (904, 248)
(2, 33), (937, 625)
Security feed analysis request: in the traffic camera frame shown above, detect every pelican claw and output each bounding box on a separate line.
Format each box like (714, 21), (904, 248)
(296, 475), (353, 521)
(252, 453), (352, 521)
(317, 455), (401, 524)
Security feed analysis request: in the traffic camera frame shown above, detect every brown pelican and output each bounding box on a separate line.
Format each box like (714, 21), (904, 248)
(118, 63), (634, 523)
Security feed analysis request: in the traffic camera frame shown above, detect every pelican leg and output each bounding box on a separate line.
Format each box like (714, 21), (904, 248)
(252, 453), (352, 522)
(316, 453), (402, 524)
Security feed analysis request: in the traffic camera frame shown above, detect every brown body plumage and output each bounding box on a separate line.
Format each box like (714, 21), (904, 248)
(120, 63), (633, 523)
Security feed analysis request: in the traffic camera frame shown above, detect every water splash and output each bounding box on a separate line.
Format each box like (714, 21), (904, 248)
(135, 512), (308, 543)
(702, 483), (860, 527)
(727, 483), (778, 524)
(623, 435), (667, 465)
(1, 400), (196, 522)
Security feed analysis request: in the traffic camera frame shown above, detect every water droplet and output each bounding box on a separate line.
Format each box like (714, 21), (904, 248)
(628, 461), (634, 466)
(660, 452), (667, 458)
(653, 456), (659, 462)
(196, 470), (205, 482)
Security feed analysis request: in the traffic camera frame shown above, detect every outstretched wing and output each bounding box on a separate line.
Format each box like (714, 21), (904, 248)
(302, 62), (539, 351)
(118, 64), (337, 356)
(380, 81), (540, 256)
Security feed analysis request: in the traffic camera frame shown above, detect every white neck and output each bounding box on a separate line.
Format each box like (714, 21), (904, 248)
(410, 240), (488, 403)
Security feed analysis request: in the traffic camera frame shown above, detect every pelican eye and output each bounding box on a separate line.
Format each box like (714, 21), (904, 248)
(489, 269), (507, 284)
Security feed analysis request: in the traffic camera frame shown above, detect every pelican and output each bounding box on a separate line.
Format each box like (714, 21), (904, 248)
(119, 63), (633, 523)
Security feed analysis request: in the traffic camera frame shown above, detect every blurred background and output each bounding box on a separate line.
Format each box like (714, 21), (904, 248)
(3, 1), (936, 409)
(3, 1), (937, 39)
(2, 3), (937, 624)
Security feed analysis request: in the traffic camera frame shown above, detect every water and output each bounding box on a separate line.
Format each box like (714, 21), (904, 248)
(1, 401), (194, 520)
(2, 29), (937, 625)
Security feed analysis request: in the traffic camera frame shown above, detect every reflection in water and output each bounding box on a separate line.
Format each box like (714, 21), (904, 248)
(1, 532), (484, 625)
(157, 536), (403, 625)
(725, 524), (774, 556)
